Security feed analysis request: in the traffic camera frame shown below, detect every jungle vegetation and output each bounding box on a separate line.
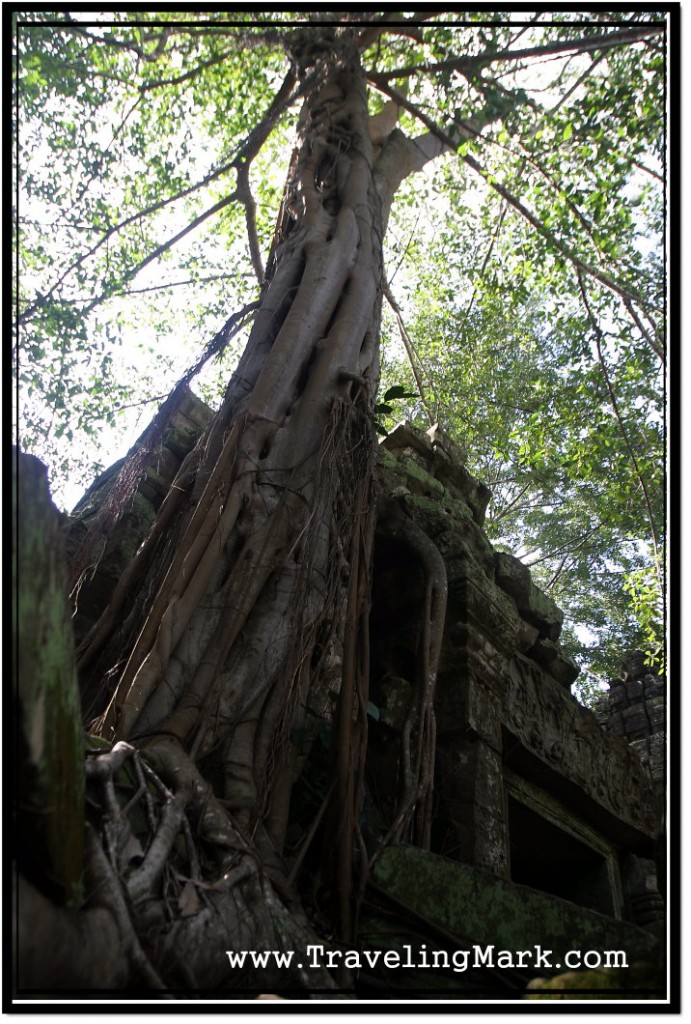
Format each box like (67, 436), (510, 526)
(12, 9), (668, 995)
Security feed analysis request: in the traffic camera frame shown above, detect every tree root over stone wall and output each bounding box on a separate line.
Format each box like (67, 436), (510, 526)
(370, 496), (448, 854)
(18, 736), (340, 994)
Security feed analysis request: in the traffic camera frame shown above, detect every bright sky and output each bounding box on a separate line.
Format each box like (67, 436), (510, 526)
(16, 14), (669, 522)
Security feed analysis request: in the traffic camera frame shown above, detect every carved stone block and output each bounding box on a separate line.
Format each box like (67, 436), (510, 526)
(503, 656), (658, 840)
(494, 551), (564, 640)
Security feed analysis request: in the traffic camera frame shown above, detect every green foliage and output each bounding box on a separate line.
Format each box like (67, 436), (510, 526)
(15, 12), (289, 503)
(376, 18), (665, 687)
(623, 564), (665, 673)
(374, 384), (419, 434)
(13, 12), (667, 690)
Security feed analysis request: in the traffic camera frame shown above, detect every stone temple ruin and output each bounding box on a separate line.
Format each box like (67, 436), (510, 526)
(64, 387), (666, 995)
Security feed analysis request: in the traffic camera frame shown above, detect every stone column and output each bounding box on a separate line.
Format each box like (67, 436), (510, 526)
(435, 733), (509, 876)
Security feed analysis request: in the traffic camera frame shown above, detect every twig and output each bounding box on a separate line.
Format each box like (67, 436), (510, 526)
(370, 25), (665, 82)
(382, 280), (436, 426)
(84, 191), (240, 313)
(524, 520), (602, 567)
(461, 200), (507, 324)
(623, 296), (665, 361)
(19, 68), (299, 324)
(366, 78), (659, 314)
(139, 46), (237, 93)
(577, 271), (663, 586)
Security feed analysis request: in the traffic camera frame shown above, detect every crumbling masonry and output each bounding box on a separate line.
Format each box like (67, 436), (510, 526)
(65, 388), (666, 991)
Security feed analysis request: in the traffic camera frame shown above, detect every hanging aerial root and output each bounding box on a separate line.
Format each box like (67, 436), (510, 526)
(372, 495), (448, 852)
(334, 471), (376, 947)
(76, 443), (203, 675)
(285, 394), (377, 952)
(240, 397), (376, 849)
(95, 412), (283, 741)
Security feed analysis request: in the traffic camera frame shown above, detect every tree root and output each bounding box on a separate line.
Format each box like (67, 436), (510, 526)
(372, 495), (448, 851)
(79, 735), (342, 993)
(15, 824), (168, 992)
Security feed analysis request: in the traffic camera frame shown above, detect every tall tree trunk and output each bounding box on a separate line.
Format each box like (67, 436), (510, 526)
(70, 26), (414, 968)
(15, 28), (449, 993)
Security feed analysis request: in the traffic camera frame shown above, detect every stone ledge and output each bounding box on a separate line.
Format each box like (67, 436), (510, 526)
(380, 423), (491, 524)
(495, 551), (564, 640)
(372, 845), (658, 974)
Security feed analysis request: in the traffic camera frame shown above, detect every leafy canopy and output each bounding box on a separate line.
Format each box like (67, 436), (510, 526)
(13, 10), (667, 695)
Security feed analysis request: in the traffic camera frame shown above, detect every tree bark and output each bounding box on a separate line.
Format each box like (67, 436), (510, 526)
(77, 26), (389, 972)
(16, 26), (450, 995)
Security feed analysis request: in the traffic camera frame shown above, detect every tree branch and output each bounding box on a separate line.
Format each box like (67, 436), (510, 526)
(491, 480), (534, 522)
(66, 93), (144, 221)
(366, 77), (659, 313)
(633, 159), (665, 184)
(84, 191), (239, 313)
(461, 201), (507, 324)
(19, 163), (240, 324)
(525, 521), (603, 567)
(577, 271), (663, 584)
(139, 46), (237, 93)
(115, 272), (254, 297)
(355, 11), (444, 51)
(19, 67), (299, 324)
(369, 25), (665, 82)
(383, 280), (436, 426)
(58, 22), (167, 62)
(236, 162), (264, 285)
(623, 296), (665, 361)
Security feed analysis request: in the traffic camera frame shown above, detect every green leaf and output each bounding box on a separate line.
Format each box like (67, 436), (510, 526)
(383, 385), (418, 402)
(15, 14), (665, 700)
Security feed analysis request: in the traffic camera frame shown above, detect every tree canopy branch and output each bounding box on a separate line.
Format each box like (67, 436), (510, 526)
(18, 67), (299, 324)
(577, 271), (663, 583)
(139, 46), (238, 93)
(367, 77), (659, 315)
(369, 24), (665, 82)
(83, 191), (240, 314)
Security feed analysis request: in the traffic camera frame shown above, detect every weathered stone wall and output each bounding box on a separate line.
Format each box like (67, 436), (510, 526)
(593, 651), (666, 787)
(66, 386), (213, 651)
(369, 844), (658, 977)
(375, 425), (660, 880)
(367, 423), (667, 969)
(64, 402), (664, 938)
(589, 653), (666, 935)
(14, 451), (85, 906)
(17, 399), (667, 994)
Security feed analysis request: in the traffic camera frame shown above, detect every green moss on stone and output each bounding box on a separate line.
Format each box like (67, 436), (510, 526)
(14, 452), (85, 905)
(373, 846), (658, 973)
(526, 963), (665, 999)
